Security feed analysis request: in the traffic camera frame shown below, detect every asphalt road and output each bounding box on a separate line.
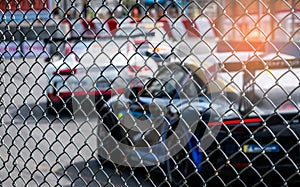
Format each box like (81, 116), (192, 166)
(0, 38), (217, 186)
(0, 58), (170, 186)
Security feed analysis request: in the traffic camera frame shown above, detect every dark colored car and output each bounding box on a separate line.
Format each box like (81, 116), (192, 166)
(97, 53), (300, 186)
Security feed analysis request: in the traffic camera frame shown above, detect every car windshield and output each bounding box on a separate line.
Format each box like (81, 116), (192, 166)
(141, 64), (193, 98)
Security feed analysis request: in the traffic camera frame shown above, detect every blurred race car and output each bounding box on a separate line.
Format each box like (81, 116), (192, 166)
(97, 52), (300, 185)
(45, 21), (174, 114)
(45, 39), (159, 113)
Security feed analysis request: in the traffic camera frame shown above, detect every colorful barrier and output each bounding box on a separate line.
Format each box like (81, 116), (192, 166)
(0, 42), (21, 58)
(0, 41), (50, 58)
(61, 17), (215, 40)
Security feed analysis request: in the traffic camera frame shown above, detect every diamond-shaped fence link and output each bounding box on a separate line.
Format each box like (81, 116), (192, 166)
(1, 0), (300, 186)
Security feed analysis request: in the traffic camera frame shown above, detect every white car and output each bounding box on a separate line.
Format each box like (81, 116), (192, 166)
(45, 39), (158, 113)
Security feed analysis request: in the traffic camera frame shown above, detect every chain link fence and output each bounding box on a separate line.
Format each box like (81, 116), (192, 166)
(1, 0), (300, 186)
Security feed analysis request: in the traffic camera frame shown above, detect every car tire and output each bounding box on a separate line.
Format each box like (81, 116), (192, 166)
(165, 147), (202, 186)
(46, 97), (74, 115)
(46, 99), (58, 115)
(97, 105), (132, 164)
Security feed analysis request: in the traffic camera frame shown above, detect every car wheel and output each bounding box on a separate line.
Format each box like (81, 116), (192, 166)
(163, 126), (201, 186)
(46, 98), (58, 115)
(97, 106), (132, 162)
(166, 147), (202, 186)
(46, 96), (74, 115)
(163, 116), (207, 186)
(96, 112), (133, 177)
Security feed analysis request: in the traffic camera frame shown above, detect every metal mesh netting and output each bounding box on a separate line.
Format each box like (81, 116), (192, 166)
(1, 0), (300, 186)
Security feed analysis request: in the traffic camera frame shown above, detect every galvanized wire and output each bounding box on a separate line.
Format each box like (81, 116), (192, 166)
(0, 0), (300, 186)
